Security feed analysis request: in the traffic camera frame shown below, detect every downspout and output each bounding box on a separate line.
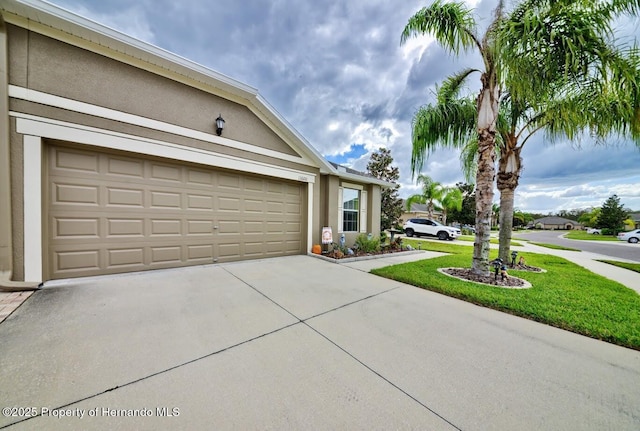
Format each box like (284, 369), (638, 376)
(0, 15), (38, 291)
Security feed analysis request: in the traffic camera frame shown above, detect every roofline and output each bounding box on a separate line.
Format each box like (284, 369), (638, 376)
(1, 0), (346, 175)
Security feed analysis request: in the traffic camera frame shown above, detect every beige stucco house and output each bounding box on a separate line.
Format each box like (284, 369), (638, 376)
(0, 0), (388, 285)
(531, 217), (581, 230)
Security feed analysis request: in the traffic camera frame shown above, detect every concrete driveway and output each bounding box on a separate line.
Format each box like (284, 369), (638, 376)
(1, 255), (639, 430)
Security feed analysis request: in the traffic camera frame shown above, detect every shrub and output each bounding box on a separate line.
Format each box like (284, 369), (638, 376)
(355, 234), (380, 253)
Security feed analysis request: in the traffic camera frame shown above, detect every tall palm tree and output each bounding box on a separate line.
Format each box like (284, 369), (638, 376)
(493, 0), (640, 261)
(402, 0), (640, 271)
(405, 174), (443, 220)
(402, 0), (504, 275)
(492, 203), (500, 229)
(440, 187), (463, 226)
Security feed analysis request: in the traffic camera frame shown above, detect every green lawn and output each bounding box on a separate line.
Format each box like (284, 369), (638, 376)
(373, 243), (640, 350)
(565, 231), (619, 241)
(597, 260), (640, 274)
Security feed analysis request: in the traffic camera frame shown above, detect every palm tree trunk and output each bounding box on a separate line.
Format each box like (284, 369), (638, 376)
(472, 76), (498, 275)
(497, 186), (515, 262)
(497, 145), (521, 263)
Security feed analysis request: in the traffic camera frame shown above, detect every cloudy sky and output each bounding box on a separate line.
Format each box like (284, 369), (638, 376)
(46, 0), (640, 214)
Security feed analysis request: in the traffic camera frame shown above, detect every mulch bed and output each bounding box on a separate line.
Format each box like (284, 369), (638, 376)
(442, 264), (543, 288)
(322, 248), (407, 259)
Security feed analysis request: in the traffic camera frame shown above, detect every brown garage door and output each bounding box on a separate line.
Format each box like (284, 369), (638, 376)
(45, 143), (304, 279)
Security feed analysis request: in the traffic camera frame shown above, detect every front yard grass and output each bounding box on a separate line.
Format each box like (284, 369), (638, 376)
(457, 235), (523, 247)
(565, 231), (619, 241)
(372, 246), (640, 350)
(597, 259), (640, 274)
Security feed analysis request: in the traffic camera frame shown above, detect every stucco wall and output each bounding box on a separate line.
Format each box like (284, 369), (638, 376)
(7, 25), (299, 157)
(318, 176), (382, 248)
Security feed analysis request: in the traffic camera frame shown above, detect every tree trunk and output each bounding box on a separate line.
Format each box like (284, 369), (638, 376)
(472, 77), (498, 275)
(497, 144), (521, 263)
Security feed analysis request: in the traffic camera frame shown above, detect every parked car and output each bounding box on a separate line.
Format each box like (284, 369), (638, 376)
(617, 229), (640, 243)
(403, 218), (461, 240)
(586, 228), (602, 234)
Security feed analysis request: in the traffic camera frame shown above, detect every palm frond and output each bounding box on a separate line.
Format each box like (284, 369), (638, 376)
(410, 93), (477, 175)
(437, 68), (478, 104)
(401, 0), (479, 54)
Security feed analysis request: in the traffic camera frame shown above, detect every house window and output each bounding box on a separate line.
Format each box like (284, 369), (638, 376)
(342, 188), (359, 232)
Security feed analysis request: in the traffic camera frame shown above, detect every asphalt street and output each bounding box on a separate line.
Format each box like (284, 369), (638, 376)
(513, 230), (640, 262)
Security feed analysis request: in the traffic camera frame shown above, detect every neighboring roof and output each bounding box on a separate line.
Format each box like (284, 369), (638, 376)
(399, 201), (441, 215)
(629, 212), (640, 221)
(1, 0), (391, 188)
(533, 217), (580, 225)
(327, 162), (392, 188)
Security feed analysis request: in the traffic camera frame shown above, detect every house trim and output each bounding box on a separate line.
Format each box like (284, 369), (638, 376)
(9, 85), (316, 167)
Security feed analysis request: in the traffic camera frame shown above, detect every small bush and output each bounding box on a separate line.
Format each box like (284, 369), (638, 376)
(355, 234), (380, 253)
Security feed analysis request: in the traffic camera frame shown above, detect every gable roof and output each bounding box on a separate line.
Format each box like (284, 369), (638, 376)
(533, 216), (580, 225)
(1, 0), (392, 188)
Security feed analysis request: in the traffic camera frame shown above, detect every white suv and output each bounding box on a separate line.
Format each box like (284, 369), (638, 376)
(403, 218), (461, 240)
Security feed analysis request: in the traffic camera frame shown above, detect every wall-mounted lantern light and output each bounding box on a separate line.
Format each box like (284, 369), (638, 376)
(215, 114), (225, 136)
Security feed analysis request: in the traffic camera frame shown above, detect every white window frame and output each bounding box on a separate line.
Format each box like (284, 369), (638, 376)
(338, 183), (367, 234)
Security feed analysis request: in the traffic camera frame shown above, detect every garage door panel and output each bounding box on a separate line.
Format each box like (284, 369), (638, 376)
(187, 220), (214, 235)
(151, 191), (181, 208)
(187, 244), (214, 260)
(218, 196), (240, 212)
(285, 240), (302, 253)
(286, 222), (302, 234)
(150, 163), (182, 182)
(286, 202), (301, 215)
(55, 250), (100, 273)
(106, 219), (145, 237)
(107, 157), (145, 178)
(108, 248), (145, 267)
(187, 194), (214, 210)
(53, 183), (100, 205)
(150, 246), (182, 264)
(46, 144), (305, 279)
(54, 148), (100, 173)
(218, 242), (241, 260)
(218, 173), (241, 189)
(186, 169), (214, 185)
(107, 187), (145, 207)
(150, 219), (182, 236)
(53, 217), (100, 239)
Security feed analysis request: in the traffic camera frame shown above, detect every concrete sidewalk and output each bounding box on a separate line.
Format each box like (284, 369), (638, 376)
(1, 255), (639, 430)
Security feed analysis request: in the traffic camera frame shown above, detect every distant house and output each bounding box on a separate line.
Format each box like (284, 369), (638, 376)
(629, 212), (640, 230)
(401, 202), (442, 223)
(531, 217), (582, 230)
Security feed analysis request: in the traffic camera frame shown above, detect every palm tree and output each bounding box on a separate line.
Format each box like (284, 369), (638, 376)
(402, 0), (640, 272)
(492, 0), (640, 261)
(492, 203), (500, 229)
(405, 174), (444, 220)
(402, 0), (504, 275)
(440, 187), (463, 226)
(412, 76), (640, 262)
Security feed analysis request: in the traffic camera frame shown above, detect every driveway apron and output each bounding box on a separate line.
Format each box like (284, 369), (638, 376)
(1, 255), (639, 430)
